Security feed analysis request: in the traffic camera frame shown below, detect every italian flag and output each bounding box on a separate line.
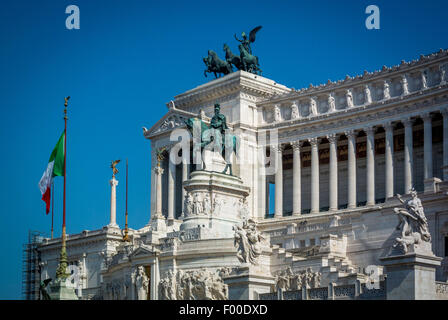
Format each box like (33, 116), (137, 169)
(38, 132), (65, 214)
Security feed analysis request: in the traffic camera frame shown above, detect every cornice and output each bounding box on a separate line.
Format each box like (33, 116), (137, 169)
(258, 86), (448, 142)
(172, 71), (291, 110)
(259, 48), (448, 106)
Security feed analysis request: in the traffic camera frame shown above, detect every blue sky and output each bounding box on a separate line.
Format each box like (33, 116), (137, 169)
(0, 0), (447, 299)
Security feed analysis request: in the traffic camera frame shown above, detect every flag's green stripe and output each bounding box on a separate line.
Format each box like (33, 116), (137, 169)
(49, 131), (65, 177)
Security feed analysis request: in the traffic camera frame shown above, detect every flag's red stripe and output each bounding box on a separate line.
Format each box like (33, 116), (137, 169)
(42, 186), (51, 214)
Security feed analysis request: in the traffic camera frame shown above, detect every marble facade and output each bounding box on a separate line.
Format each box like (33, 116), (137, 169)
(34, 50), (448, 300)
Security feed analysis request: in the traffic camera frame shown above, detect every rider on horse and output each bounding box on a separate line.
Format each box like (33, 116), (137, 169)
(210, 103), (228, 146)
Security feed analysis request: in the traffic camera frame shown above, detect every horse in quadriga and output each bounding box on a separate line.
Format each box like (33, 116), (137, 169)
(203, 50), (232, 78)
(223, 43), (242, 71)
(184, 117), (239, 175)
(238, 44), (262, 75)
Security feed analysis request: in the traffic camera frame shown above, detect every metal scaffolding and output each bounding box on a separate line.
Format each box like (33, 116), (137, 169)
(22, 230), (45, 300)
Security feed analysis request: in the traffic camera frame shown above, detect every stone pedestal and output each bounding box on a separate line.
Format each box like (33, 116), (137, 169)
(203, 149), (227, 173)
(424, 177), (442, 193)
(181, 171), (250, 237)
(224, 266), (275, 300)
(380, 251), (442, 300)
(49, 278), (79, 300)
(149, 214), (167, 232)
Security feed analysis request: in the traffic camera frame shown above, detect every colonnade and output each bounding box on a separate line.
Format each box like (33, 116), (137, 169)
(271, 110), (448, 217)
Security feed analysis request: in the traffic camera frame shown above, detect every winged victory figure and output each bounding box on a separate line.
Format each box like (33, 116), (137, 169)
(234, 26), (262, 55)
(110, 159), (121, 177)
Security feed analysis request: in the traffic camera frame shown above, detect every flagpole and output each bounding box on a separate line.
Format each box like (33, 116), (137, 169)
(51, 181), (54, 239)
(56, 96), (70, 280)
(123, 158), (129, 241)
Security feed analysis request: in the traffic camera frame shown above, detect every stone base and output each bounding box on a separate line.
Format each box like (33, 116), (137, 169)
(224, 266), (275, 300)
(148, 214), (167, 232)
(380, 252), (442, 300)
(424, 177), (442, 193)
(49, 278), (79, 300)
(181, 171), (250, 236)
(203, 149), (227, 173)
(443, 165), (448, 181)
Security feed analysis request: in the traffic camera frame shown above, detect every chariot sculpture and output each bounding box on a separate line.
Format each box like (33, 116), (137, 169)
(203, 26), (263, 78)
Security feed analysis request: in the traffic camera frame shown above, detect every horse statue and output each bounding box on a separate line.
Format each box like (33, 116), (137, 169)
(223, 43), (242, 71)
(184, 107), (238, 175)
(238, 44), (262, 75)
(203, 50), (232, 78)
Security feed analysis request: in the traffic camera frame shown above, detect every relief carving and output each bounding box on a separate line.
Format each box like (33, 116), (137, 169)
(233, 219), (264, 265)
(275, 267), (322, 291)
(159, 268), (228, 300)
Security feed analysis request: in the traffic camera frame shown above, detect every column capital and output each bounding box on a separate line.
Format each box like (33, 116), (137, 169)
(271, 144), (284, 153)
(290, 141), (302, 152)
(440, 108), (448, 117)
(326, 133), (338, 144)
(154, 166), (164, 175)
(344, 130), (357, 139)
(110, 178), (119, 187)
(365, 126), (376, 136)
(402, 118), (414, 127)
(421, 112), (432, 122)
(308, 137), (321, 147)
(383, 121), (394, 131)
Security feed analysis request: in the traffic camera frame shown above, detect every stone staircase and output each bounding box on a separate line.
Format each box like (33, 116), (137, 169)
(269, 234), (369, 286)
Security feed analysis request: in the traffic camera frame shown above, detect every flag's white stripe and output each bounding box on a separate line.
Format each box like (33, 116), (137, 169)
(38, 160), (54, 195)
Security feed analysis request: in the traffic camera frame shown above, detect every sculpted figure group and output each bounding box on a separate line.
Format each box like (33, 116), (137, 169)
(393, 189), (432, 253)
(159, 268), (228, 300)
(203, 26), (263, 78)
(234, 219), (264, 265)
(275, 267), (322, 291)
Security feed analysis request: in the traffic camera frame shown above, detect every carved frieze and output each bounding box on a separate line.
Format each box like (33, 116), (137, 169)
(159, 268), (228, 300)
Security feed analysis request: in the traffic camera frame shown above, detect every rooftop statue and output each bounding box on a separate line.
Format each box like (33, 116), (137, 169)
(184, 103), (238, 175)
(203, 50), (232, 78)
(203, 26), (263, 78)
(393, 189), (432, 254)
(234, 26), (262, 55)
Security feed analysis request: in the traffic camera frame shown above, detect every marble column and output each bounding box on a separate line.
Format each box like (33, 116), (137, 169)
(274, 145), (283, 218)
(403, 118), (414, 193)
(309, 138), (320, 213)
(290, 141), (301, 215)
(327, 134), (338, 211)
(345, 131), (357, 209)
(366, 127), (375, 206)
(422, 113), (433, 180)
(109, 177), (119, 227)
(154, 166), (164, 217)
(181, 157), (189, 217)
(384, 122), (394, 199)
(442, 109), (448, 181)
(167, 155), (176, 221)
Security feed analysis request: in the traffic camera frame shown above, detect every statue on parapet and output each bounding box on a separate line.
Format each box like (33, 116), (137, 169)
(393, 189), (432, 253)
